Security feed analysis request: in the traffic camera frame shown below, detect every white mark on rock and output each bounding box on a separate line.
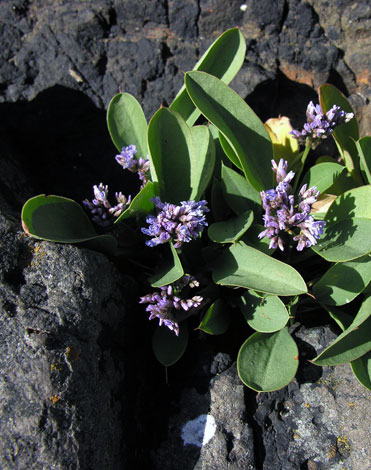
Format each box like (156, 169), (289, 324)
(181, 414), (216, 447)
(240, 4), (248, 11)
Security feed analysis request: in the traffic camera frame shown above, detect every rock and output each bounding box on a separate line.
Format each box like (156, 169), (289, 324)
(152, 351), (256, 470)
(151, 325), (370, 470)
(254, 325), (371, 470)
(1, 0), (370, 129)
(0, 212), (127, 469)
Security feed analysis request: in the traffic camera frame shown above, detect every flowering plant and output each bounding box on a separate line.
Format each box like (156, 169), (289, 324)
(21, 29), (371, 392)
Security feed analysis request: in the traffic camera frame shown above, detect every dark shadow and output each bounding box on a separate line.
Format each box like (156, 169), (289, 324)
(318, 193), (357, 252)
(314, 261), (368, 302)
(244, 70), (341, 166)
(294, 335), (323, 384)
(0, 85), (140, 212)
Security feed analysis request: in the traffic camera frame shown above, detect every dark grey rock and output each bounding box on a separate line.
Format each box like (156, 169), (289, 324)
(153, 360), (256, 470)
(1, 0), (370, 127)
(253, 326), (371, 470)
(0, 212), (127, 469)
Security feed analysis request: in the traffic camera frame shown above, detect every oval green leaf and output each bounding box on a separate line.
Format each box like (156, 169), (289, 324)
(170, 28), (246, 126)
(185, 71), (273, 191)
(21, 195), (117, 255)
(313, 254), (371, 305)
(319, 84), (359, 157)
(115, 181), (155, 222)
(237, 328), (299, 392)
(312, 217), (371, 262)
(189, 125), (215, 200)
(147, 109), (214, 203)
(152, 322), (189, 367)
(240, 291), (289, 333)
(221, 164), (261, 216)
(351, 350), (371, 390)
(107, 93), (148, 156)
(325, 185), (371, 223)
(312, 296), (371, 366)
(197, 299), (231, 335)
(208, 210), (254, 243)
(219, 132), (243, 170)
(355, 136), (371, 184)
(147, 107), (191, 201)
(240, 224), (273, 255)
(148, 242), (184, 287)
(301, 162), (345, 194)
(212, 242), (307, 296)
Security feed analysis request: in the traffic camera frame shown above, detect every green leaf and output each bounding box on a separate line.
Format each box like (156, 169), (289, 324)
(324, 304), (354, 331)
(240, 224), (273, 255)
(312, 296), (371, 366)
(221, 164), (261, 216)
(147, 109), (214, 203)
(185, 71), (273, 191)
(313, 254), (371, 305)
(319, 84), (359, 172)
(208, 210), (254, 244)
(170, 28), (246, 126)
(355, 136), (371, 184)
(312, 217), (371, 262)
(115, 181), (155, 222)
(211, 178), (231, 221)
(212, 242), (307, 296)
(240, 291), (289, 333)
(21, 195), (117, 255)
(189, 125), (215, 200)
(197, 299), (231, 335)
(301, 162), (345, 194)
(107, 93), (148, 156)
(219, 132), (243, 170)
(152, 322), (189, 367)
(237, 328), (299, 392)
(147, 107), (191, 201)
(148, 243), (184, 287)
(351, 350), (371, 390)
(325, 185), (371, 223)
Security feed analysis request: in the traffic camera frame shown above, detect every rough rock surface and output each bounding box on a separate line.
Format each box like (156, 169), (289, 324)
(0, 216), (124, 470)
(255, 325), (371, 470)
(152, 327), (371, 470)
(153, 352), (256, 470)
(1, 0), (370, 126)
(0, 211), (127, 469)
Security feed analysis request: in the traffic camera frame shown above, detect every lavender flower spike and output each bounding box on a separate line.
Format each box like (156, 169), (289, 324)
(83, 183), (131, 227)
(290, 101), (354, 147)
(139, 275), (203, 335)
(258, 160), (325, 251)
(115, 144), (151, 188)
(142, 197), (209, 248)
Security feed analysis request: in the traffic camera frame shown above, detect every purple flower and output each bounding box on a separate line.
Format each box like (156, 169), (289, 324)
(142, 197), (209, 248)
(258, 159), (326, 251)
(290, 101), (354, 147)
(83, 183), (131, 227)
(115, 145), (151, 188)
(139, 275), (203, 335)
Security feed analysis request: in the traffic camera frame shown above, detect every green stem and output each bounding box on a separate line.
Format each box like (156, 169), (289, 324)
(292, 145), (311, 193)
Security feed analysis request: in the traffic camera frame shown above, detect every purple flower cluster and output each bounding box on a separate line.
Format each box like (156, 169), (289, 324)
(142, 197), (209, 248)
(139, 275), (203, 335)
(258, 159), (326, 251)
(290, 101), (354, 147)
(115, 144), (151, 187)
(83, 183), (131, 228)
